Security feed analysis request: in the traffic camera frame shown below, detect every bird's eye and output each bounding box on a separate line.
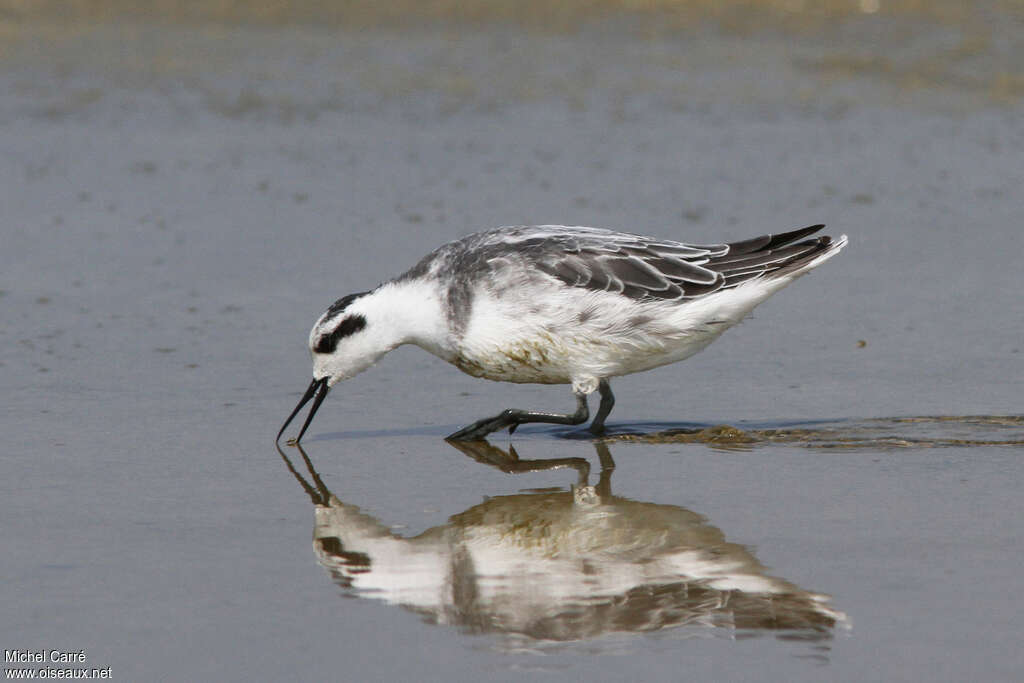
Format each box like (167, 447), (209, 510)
(314, 314), (367, 354)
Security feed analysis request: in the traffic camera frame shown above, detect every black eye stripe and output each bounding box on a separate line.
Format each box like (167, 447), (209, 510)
(314, 314), (367, 354)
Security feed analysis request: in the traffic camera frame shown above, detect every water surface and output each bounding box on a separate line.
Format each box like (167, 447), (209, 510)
(3, 4), (1023, 681)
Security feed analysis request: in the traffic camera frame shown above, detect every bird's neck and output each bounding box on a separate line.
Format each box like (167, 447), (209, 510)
(366, 278), (454, 359)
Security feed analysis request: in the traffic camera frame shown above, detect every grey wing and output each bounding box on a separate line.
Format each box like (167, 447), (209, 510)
(532, 224), (832, 301)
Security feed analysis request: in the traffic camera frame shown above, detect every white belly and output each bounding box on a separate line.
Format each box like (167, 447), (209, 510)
(450, 284), (752, 386)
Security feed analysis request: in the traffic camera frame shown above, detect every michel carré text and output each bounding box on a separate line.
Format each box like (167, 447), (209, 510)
(6, 650), (44, 663)
(5, 650), (86, 663)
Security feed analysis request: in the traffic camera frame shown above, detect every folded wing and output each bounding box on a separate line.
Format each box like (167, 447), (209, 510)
(533, 224), (834, 301)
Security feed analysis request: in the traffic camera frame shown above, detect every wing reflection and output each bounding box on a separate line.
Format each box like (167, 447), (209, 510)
(277, 441), (846, 649)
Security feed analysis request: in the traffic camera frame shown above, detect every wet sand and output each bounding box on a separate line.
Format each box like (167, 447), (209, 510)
(2, 4), (1023, 681)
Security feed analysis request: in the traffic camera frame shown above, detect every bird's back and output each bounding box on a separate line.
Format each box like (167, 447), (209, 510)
(398, 225), (846, 385)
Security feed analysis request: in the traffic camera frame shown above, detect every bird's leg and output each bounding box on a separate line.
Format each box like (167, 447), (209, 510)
(588, 379), (615, 435)
(446, 393), (590, 441)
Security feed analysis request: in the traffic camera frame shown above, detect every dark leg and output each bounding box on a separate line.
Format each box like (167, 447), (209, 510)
(589, 379), (615, 434)
(446, 393), (589, 441)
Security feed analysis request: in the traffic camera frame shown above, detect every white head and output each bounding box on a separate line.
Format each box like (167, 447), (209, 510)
(278, 290), (390, 444)
(309, 291), (389, 385)
(277, 280), (447, 444)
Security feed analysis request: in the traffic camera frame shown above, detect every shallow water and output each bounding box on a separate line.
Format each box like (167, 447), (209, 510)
(607, 414), (1024, 449)
(3, 4), (1023, 682)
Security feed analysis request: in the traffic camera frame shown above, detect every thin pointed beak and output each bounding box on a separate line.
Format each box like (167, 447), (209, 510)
(277, 377), (331, 444)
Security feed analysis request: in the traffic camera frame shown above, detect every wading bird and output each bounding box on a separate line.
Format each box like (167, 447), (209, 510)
(278, 224), (846, 443)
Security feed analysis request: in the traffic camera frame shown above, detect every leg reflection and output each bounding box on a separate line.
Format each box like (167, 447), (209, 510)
(445, 439), (601, 487)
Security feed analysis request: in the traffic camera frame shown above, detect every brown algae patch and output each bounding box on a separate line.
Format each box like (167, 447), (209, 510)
(605, 415), (1024, 450)
(612, 424), (759, 451)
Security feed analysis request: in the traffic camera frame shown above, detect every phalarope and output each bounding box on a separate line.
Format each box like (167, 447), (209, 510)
(278, 224), (847, 443)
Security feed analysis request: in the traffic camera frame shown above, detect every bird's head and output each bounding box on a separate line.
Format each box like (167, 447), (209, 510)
(277, 290), (385, 444)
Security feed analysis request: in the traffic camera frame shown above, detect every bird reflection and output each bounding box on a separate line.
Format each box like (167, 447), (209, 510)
(276, 441), (846, 651)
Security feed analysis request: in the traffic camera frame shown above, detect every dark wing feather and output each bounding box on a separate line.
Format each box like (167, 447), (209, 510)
(604, 256), (673, 292)
(707, 227), (834, 289)
(724, 224), (824, 256)
(531, 224), (832, 302)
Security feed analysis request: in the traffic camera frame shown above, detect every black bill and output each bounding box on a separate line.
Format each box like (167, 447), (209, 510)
(276, 377), (331, 444)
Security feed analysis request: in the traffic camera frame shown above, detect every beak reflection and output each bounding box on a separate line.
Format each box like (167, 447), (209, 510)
(276, 377), (330, 444)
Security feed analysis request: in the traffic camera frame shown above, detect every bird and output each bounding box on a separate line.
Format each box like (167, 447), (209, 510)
(277, 223), (847, 444)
